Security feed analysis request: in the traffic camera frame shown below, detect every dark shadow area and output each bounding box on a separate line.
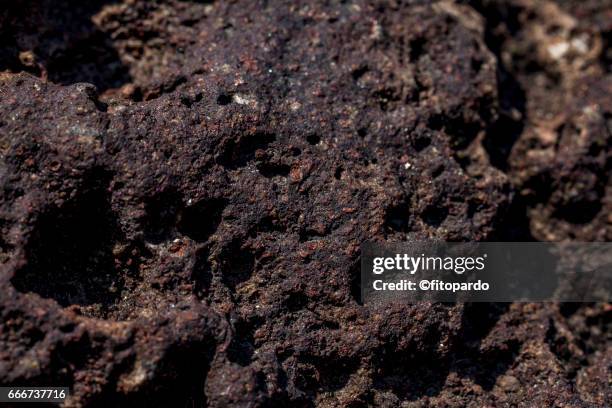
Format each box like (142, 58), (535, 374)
(375, 355), (451, 401)
(548, 303), (612, 379)
(427, 113), (483, 152)
(545, 318), (584, 379)
(192, 246), (213, 299)
(0, 0), (131, 93)
(376, 353), (451, 400)
(11, 170), (124, 311)
(468, 0), (527, 171)
(143, 192), (225, 244)
(90, 339), (215, 408)
(601, 29), (612, 73)
(217, 132), (277, 170)
(421, 204), (448, 228)
(372, 303), (515, 399)
(257, 160), (291, 178)
(481, 69), (526, 170)
(384, 202), (411, 233)
(289, 354), (360, 397)
(489, 193), (535, 241)
(370, 318), (455, 401)
(178, 198), (226, 242)
(219, 239), (256, 291)
(226, 318), (257, 367)
(349, 257), (362, 305)
(143, 190), (184, 244)
(553, 199), (602, 225)
(0, 219), (14, 264)
(453, 303), (519, 390)
(460, 303), (510, 345)
(455, 338), (521, 390)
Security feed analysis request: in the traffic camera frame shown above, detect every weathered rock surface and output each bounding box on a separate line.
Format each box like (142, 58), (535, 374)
(0, 1), (609, 406)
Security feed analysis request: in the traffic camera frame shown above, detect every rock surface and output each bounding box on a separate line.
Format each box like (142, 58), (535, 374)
(0, 0), (609, 406)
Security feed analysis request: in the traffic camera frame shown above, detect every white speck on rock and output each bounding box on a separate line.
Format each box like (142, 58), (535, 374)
(289, 99), (301, 111)
(571, 35), (589, 54)
(68, 124), (102, 138)
(233, 94), (258, 108)
(548, 41), (569, 60)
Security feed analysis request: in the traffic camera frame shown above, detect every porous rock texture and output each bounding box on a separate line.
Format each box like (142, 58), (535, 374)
(0, 0), (610, 407)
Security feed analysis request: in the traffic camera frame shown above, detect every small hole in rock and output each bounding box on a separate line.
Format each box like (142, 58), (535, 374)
(218, 132), (276, 169)
(216, 93), (232, 105)
(143, 191), (182, 244)
(178, 198), (226, 242)
(431, 164), (444, 178)
(306, 134), (321, 145)
(409, 37), (426, 62)
(351, 65), (368, 81)
(258, 162), (291, 178)
(413, 136), (431, 152)
(421, 205), (448, 227)
(385, 203), (411, 233)
(226, 319), (256, 366)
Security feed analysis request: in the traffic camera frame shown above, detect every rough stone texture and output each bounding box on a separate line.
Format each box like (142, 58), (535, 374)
(0, 0), (609, 407)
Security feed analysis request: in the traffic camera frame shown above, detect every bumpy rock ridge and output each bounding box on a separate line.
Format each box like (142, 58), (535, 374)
(0, 1), (610, 406)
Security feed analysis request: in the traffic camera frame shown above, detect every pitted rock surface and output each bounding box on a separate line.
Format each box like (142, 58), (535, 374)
(0, 1), (610, 407)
